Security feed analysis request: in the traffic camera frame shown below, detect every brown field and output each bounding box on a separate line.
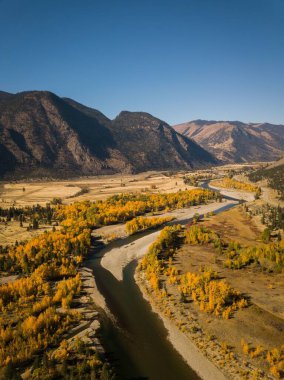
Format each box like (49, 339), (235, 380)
(0, 172), (190, 208)
(162, 207), (284, 375)
(0, 163), (264, 209)
(0, 165), (275, 248)
(0, 171), (193, 245)
(0, 220), (56, 246)
(181, 208), (284, 318)
(203, 206), (262, 246)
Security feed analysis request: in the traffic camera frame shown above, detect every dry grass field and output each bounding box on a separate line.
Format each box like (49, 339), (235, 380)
(0, 172), (189, 208)
(203, 206), (261, 247)
(183, 207), (284, 317)
(0, 171), (190, 245)
(0, 163), (263, 209)
(0, 165), (269, 247)
(164, 207), (284, 374)
(0, 221), (56, 246)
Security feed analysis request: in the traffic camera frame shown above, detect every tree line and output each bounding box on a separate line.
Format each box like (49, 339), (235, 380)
(249, 164), (284, 199)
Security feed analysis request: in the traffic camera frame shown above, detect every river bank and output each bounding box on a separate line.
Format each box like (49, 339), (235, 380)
(135, 264), (270, 380)
(134, 271), (228, 380)
(205, 182), (255, 202)
(101, 199), (237, 281)
(133, 186), (281, 380)
(84, 198), (240, 379)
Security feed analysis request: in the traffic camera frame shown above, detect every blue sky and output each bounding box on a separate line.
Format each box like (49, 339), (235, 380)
(0, 0), (284, 124)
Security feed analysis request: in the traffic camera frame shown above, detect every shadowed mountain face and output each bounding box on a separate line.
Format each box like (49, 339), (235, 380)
(0, 91), (14, 104)
(173, 120), (284, 163)
(0, 91), (217, 178)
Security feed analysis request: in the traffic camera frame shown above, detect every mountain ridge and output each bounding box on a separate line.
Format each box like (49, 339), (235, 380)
(173, 120), (284, 163)
(0, 91), (217, 178)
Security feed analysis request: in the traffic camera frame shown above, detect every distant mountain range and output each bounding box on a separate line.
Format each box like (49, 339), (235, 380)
(173, 120), (284, 163)
(0, 91), (217, 178)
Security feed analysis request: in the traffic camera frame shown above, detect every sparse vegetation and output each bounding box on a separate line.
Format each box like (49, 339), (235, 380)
(241, 339), (284, 379)
(181, 223), (284, 273)
(211, 177), (259, 193)
(138, 225), (247, 319)
(67, 187), (89, 199)
(245, 203), (284, 232)
(183, 173), (215, 186)
(249, 164), (284, 199)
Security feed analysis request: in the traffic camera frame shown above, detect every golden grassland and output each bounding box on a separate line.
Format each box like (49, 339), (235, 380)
(0, 221), (55, 246)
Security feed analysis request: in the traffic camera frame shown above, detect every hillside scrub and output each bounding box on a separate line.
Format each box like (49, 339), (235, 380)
(224, 240), (284, 272)
(244, 203), (284, 231)
(249, 164), (284, 200)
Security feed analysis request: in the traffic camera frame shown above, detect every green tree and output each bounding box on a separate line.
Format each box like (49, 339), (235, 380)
(0, 362), (21, 380)
(261, 228), (271, 243)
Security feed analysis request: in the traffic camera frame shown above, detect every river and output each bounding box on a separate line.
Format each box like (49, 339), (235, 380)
(86, 183), (240, 379)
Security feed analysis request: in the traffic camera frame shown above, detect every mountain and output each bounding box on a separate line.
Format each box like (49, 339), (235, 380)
(173, 120), (284, 163)
(0, 91), (14, 103)
(0, 91), (217, 178)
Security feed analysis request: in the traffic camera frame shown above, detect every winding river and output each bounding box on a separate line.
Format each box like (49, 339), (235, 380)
(86, 183), (241, 379)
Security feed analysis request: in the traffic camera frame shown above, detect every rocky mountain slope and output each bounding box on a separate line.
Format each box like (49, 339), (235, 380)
(0, 91), (217, 178)
(173, 120), (284, 163)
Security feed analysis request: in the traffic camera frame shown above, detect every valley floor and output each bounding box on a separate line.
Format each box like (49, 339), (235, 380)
(134, 188), (284, 379)
(0, 168), (283, 379)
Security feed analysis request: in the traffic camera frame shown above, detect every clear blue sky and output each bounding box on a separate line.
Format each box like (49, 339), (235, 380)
(1, 0), (284, 124)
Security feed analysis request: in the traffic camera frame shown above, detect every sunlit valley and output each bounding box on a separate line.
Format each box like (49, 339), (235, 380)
(1, 1), (284, 379)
